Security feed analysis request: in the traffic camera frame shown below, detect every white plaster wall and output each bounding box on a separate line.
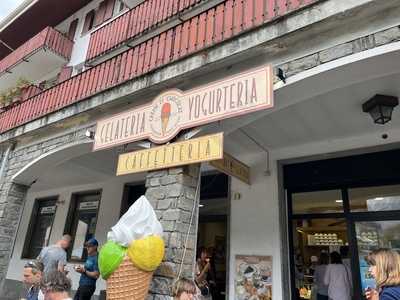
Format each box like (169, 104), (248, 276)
(228, 151), (282, 300)
(7, 172), (146, 295)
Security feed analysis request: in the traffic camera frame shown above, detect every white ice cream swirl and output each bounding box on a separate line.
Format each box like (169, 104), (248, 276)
(107, 195), (163, 247)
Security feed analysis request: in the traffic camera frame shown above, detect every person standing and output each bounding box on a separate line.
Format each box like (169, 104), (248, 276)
(23, 260), (45, 300)
(313, 252), (329, 300)
(40, 270), (73, 300)
(365, 248), (400, 300)
(324, 251), (352, 300)
(173, 278), (197, 300)
(73, 238), (99, 300)
(196, 247), (214, 300)
(38, 235), (71, 275)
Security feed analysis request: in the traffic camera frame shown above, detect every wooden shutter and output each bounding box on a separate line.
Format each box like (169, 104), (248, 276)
(82, 10), (95, 34)
(67, 19), (79, 40)
(104, 0), (116, 21)
(58, 66), (73, 83)
(94, 1), (107, 27)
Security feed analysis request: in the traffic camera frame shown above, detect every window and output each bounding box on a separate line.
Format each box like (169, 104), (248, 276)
(291, 189), (343, 214)
(82, 10), (95, 34)
(22, 197), (58, 259)
(349, 184), (400, 212)
(67, 19), (79, 40)
(119, 0), (126, 12)
(64, 191), (101, 261)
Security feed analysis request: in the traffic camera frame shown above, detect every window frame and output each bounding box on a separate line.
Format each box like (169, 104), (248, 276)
(22, 196), (58, 259)
(64, 189), (102, 262)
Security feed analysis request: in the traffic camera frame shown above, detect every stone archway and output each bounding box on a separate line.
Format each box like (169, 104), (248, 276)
(0, 129), (92, 292)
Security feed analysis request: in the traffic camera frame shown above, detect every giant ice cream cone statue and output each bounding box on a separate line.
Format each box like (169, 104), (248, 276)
(99, 196), (164, 299)
(161, 102), (171, 135)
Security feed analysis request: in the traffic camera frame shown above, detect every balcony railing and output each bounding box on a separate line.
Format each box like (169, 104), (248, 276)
(86, 0), (206, 62)
(0, 27), (73, 76)
(0, 0), (319, 134)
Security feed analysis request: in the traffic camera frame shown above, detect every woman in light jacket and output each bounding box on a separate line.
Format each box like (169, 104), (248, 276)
(324, 251), (352, 300)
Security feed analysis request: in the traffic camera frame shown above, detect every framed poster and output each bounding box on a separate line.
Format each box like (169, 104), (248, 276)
(235, 255), (272, 300)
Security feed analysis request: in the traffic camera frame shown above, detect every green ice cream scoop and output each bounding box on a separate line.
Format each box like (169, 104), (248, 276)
(99, 241), (127, 279)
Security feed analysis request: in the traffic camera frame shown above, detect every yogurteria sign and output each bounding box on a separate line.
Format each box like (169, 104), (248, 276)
(93, 65), (273, 150)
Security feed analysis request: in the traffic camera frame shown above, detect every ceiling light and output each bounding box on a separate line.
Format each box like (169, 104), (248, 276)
(335, 200), (343, 203)
(362, 94), (399, 125)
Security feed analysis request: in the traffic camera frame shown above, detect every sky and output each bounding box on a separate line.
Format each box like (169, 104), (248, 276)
(0, 0), (25, 23)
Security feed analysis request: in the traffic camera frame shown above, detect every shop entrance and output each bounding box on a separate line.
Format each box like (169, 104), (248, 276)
(197, 173), (229, 300)
(284, 149), (400, 300)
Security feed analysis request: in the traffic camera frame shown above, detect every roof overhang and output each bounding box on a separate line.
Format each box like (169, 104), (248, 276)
(0, 0), (91, 60)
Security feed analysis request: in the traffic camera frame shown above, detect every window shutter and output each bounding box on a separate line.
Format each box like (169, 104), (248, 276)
(58, 66), (73, 83)
(67, 19), (79, 40)
(104, 0), (116, 21)
(82, 10), (95, 34)
(94, 1), (107, 27)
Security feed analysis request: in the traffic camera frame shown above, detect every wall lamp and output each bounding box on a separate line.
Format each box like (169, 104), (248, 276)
(362, 94), (399, 125)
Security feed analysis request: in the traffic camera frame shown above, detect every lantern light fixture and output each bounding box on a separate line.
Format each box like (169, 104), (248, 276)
(362, 94), (399, 125)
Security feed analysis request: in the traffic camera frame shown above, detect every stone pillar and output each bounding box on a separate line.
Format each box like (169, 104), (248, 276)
(145, 164), (200, 300)
(0, 183), (28, 281)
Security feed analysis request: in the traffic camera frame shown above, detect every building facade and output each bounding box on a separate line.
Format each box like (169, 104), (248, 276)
(1, 0), (400, 299)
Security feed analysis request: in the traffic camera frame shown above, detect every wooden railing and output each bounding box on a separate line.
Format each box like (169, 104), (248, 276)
(0, 0), (319, 134)
(86, 0), (205, 62)
(0, 27), (74, 75)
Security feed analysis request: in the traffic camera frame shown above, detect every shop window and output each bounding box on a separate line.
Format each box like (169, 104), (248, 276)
(64, 191), (101, 261)
(22, 197), (58, 259)
(291, 218), (350, 300)
(355, 220), (400, 291)
(291, 189), (343, 215)
(82, 10), (95, 34)
(349, 184), (400, 212)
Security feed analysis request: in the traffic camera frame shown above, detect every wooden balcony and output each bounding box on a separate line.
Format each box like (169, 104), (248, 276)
(0, 27), (74, 92)
(0, 0), (319, 134)
(86, 0), (210, 63)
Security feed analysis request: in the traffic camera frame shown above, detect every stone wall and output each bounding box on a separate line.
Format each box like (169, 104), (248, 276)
(145, 164), (200, 300)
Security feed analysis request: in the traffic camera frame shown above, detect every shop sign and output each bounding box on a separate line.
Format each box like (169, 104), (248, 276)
(79, 201), (99, 211)
(116, 133), (223, 175)
(40, 206), (56, 215)
(93, 65), (273, 151)
(210, 152), (250, 184)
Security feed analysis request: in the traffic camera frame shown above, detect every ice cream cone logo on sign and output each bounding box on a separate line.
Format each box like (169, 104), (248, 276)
(160, 102), (171, 135)
(149, 89), (183, 142)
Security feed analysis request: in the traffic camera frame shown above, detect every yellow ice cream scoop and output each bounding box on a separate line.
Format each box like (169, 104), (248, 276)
(127, 235), (165, 271)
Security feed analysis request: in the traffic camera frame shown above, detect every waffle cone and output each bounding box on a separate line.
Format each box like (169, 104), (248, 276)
(107, 256), (153, 300)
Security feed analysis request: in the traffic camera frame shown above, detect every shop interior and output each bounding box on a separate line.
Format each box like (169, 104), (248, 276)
(285, 149), (400, 300)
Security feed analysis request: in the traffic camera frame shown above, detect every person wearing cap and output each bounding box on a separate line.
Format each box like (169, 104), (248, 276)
(73, 238), (99, 300)
(23, 260), (45, 300)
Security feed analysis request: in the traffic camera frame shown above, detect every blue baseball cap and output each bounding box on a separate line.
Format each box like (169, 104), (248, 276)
(85, 238), (98, 247)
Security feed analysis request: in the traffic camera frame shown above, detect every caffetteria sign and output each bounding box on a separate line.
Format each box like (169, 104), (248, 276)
(93, 65), (273, 151)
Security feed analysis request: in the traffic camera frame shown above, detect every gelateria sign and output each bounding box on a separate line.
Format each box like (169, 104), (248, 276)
(93, 65), (273, 150)
(116, 133), (223, 175)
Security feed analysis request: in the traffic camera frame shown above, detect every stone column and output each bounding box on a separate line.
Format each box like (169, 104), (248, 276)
(0, 183), (28, 281)
(145, 164), (200, 300)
